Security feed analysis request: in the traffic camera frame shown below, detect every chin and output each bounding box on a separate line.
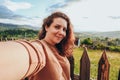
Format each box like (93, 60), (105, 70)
(55, 40), (61, 44)
(56, 41), (60, 44)
(54, 38), (63, 44)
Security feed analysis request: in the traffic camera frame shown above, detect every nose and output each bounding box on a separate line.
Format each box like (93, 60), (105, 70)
(58, 29), (66, 37)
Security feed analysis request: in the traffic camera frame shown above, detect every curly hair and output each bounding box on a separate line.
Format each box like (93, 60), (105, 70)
(38, 11), (75, 56)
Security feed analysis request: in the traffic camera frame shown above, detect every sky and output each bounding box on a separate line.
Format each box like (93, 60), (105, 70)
(0, 0), (120, 32)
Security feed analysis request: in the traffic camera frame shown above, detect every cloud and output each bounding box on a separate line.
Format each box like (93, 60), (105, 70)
(109, 16), (120, 19)
(46, 0), (81, 12)
(0, 5), (14, 18)
(54, 0), (120, 32)
(46, 1), (67, 12)
(0, 16), (41, 27)
(3, 0), (32, 11)
(0, 4), (40, 27)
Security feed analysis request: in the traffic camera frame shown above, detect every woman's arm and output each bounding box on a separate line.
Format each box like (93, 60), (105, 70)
(0, 40), (46, 80)
(0, 41), (30, 80)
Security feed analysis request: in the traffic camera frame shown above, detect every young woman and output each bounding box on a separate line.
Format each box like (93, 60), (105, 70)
(0, 12), (75, 80)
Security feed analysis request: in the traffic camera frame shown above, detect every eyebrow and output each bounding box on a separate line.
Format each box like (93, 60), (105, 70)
(55, 24), (67, 29)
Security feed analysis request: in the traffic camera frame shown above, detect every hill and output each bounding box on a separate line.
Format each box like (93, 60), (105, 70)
(0, 23), (40, 31)
(0, 22), (120, 39)
(93, 31), (120, 38)
(74, 31), (120, 39)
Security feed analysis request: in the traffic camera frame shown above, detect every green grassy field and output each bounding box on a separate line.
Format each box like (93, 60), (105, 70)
(73, 47), (120, 80)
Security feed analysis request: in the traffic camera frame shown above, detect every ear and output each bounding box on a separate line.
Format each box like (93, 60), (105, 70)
(45, 26), (48, 32)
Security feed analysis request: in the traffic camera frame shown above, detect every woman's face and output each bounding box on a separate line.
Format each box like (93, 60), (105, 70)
(45, 17), (67, 45)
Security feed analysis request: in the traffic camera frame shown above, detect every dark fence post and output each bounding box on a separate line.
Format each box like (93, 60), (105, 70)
(97, 50), (110, 80)
(67, 55), (74, 80)
(118, 69), (120, 80)
(79, 47), (90, 80)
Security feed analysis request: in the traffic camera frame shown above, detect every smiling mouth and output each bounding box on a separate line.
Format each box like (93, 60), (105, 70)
(56, 36), (63, 40)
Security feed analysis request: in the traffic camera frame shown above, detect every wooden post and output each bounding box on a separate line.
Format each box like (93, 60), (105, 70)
(97, 50), (110, 80)
(118, 69), (120, 80)
(67, 55), (74, 80)
(79, 47), (90, 80)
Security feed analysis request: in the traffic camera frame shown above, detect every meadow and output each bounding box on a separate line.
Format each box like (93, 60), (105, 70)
(73, 47), (120, 80)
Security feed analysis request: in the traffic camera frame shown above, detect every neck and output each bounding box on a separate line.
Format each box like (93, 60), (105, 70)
(43, 39), (55, 46)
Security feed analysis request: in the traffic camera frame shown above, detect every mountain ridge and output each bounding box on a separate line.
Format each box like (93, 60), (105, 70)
(0, 22), (40, 30)
(0, 22), (120, 39)
(74, 31), (120, 39)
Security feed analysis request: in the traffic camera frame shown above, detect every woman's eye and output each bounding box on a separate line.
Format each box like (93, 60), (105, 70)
(54, 25), (67, 32)
(63, 28), (67, 32)
(55, 25), (60, 29)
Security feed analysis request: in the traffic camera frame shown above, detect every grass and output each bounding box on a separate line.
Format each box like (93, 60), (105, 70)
(73, 47), (120, 80)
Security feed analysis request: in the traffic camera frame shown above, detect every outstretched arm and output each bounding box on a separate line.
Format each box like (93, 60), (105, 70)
(0, 40), (46, 80)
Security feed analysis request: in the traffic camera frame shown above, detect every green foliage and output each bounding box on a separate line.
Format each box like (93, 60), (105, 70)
(81, 38), (93, 45)
(95, 43), (107, 50)
(107, 41), (116, 46)
(0, 29), (38, 40)
(79, 37), (120, 52)
(109, 46), (120, 52)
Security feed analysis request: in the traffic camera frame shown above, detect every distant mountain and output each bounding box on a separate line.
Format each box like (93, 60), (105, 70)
(93, 31), (120, 38)
(1, 22), (120, 39)
(74, 31), (120, 39)
(0, 22), (40, 31)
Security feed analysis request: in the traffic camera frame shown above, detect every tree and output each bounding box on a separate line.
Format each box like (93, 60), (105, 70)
(81, 38), (93, 45)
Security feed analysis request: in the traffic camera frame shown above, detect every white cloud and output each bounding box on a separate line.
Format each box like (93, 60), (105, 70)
(1, 0), (120, 32)
(56, 0), (120, 32)
(0, 17), (41, 27)
(3, 0), (32, 11)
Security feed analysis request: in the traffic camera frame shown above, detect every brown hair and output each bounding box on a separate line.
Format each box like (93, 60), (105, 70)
(38, 11), (75, 56)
